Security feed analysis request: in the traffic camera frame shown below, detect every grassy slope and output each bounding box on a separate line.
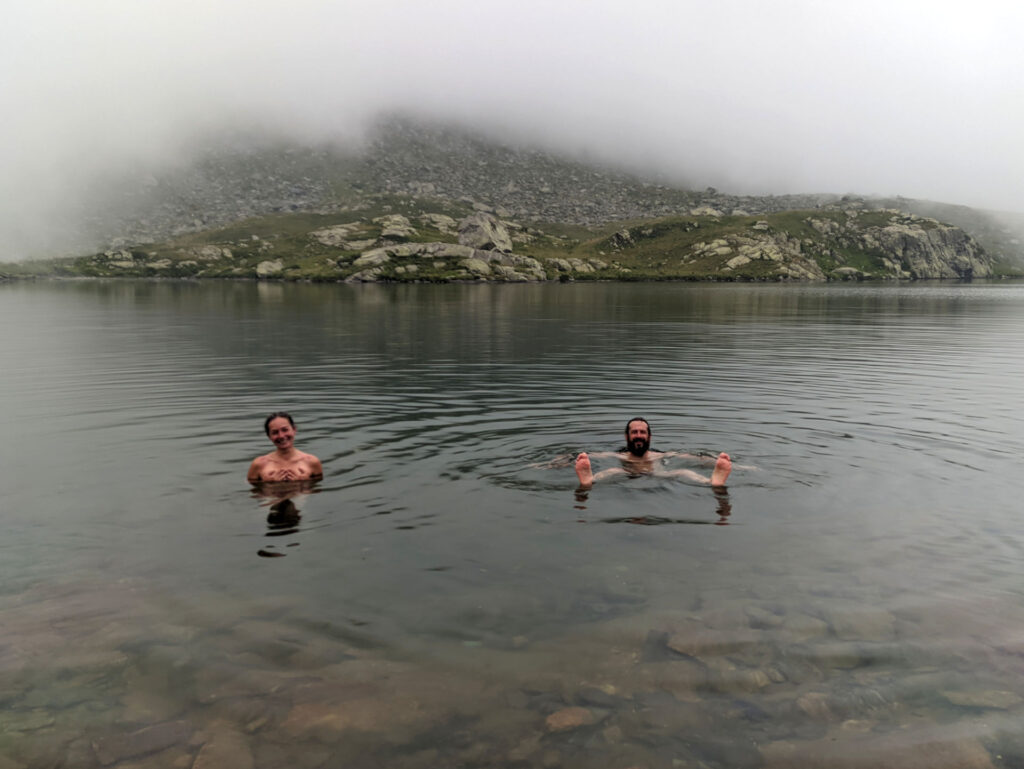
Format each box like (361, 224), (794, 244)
(2, 204), (1015, 282)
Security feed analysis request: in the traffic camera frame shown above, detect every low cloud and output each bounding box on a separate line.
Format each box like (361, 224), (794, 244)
(3, 0), (1022, 259)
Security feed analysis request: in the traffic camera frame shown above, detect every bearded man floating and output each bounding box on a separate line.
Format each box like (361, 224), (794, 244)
(574, 417), (731, 489)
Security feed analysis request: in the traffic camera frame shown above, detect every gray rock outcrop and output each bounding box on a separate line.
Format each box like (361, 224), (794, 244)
(806, 212), (991, 279)
(373, 214), (417, 240)
(347, 241), (545, 282)
(708, 211), (991, 280)
(255, 259), (284, 277)
(310, 224), (359, 246)
(457, 212), (513, 253)
(859, 223), (988, 278)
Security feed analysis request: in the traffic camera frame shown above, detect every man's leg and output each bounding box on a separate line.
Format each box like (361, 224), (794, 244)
(575, 453), (627, 487)
(661, 452), (732, 487)
(710, 453), (731, 487)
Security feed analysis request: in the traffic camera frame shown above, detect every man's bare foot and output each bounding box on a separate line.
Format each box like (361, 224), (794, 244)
(575, 453), (594, 487)
(710, 452), (732, 487)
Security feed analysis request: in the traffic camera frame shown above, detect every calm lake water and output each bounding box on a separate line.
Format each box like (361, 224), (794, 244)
(3, 279), (1024, 768)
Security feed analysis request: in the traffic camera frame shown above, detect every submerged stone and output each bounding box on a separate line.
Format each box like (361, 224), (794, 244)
(941, 690), (1023, 709)
(92, 720), (193, 766)
(191, 725), (254, 769)
(545, 706), (595, 732)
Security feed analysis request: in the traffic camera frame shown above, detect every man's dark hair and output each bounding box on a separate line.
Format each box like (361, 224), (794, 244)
(624, 417), (651, 440)
(264, 411), (295, 436)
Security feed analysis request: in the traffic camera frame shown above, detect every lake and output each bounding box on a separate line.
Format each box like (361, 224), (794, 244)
(3, 279), (1024, 768)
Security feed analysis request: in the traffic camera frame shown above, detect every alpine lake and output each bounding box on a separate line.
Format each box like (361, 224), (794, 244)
(3, 279), (1024, 769)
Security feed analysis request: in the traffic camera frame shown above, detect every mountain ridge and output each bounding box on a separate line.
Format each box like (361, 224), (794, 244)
(4, 116), (1021, 281)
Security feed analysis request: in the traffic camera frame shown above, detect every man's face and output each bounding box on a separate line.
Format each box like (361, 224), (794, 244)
(626, 420), (650, 457)
(267, 417), (296, 450)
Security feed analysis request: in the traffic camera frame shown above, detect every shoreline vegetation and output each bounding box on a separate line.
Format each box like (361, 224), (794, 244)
(2, 198), (1018, 284)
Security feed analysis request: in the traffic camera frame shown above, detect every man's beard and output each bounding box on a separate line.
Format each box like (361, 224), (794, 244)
(627, 437), (649, 457)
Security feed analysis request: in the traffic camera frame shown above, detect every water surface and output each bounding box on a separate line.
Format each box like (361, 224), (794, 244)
(3, 280), (1024, 767)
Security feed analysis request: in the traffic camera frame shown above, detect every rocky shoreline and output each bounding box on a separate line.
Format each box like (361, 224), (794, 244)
(2, 201), (1000, 284)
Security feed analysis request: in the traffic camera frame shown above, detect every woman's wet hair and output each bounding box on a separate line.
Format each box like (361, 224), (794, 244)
(264, 411), (295, 435)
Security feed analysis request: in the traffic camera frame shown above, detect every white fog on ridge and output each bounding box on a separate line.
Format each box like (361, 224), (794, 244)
(2, 0), (1022, 259)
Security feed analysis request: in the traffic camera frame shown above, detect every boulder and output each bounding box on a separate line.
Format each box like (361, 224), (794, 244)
(373, 214), (417, 240)
(341, 238), (377, 251)
(310, 224), (358, 246)
(432, 243), (477, 260)
(418, 213), (457, 233)
(190, 246), (232, 261)
(353, 249), (391, 268)
(458, 212), (513, 253)
(345, 268), (384, 283)
(545, 707), (595, 732)
(460, 258), (492, 275)
(255, 259), (283, 277)
(690, 206), (723, 217)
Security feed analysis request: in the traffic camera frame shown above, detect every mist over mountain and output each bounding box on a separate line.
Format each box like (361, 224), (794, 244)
(8, 116), (1021, 269)
(5, 1), (1022, 262)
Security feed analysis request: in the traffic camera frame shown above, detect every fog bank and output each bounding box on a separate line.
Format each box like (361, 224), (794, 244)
(3, 0), (1022, 259)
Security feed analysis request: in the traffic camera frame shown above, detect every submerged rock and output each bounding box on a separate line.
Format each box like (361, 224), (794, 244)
(191, 725), (254, 769)
(92, 720), (193, 766)
(545, 706), (596, 732)
(760, 728), (996, 769)
(941, 689), (1024, 709)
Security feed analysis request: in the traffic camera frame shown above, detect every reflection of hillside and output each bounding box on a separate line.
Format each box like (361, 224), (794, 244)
(30, 280), (1024, 378)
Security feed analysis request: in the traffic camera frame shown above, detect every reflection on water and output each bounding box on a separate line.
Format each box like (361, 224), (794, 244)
(3, 280), (1024, 766)
(575, 487), (733, 525)
(251, 479), (320, 557)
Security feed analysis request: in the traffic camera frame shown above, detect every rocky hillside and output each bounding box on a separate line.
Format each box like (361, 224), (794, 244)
(81, 117), (848, 248)
(11, 197), (992, 283)
(3, 116), (1018, 281)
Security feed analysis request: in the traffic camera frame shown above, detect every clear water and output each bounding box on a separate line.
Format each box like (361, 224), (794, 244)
(3, 280), (1024, 768)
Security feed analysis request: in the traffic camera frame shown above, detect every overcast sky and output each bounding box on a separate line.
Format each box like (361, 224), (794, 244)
(3, 0), (1022, 258)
